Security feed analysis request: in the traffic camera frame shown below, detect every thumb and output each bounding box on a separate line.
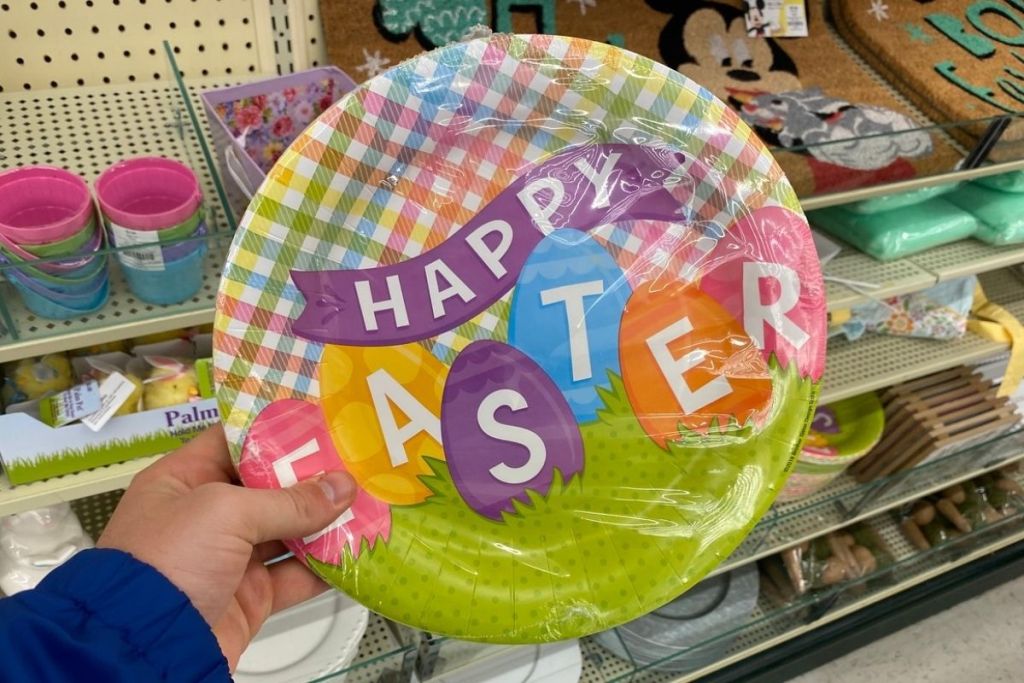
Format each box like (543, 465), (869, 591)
(235, 471), (358, 544)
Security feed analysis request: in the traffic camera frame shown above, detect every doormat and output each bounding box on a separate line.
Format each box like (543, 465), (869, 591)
(319, 0), (960, 195)
(831, 0), (1024, 160)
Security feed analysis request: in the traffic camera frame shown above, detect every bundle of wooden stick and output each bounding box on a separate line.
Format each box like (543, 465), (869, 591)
(850, 367), (1020, 483)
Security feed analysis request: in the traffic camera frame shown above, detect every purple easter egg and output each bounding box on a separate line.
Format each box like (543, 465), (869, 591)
(441, 340), (584, 520)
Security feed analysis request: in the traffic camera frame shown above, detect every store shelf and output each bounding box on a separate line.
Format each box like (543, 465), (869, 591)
(824, 250), (934, 312)
(911, 239), (1024, 283)
(800, 157), (1024, 212)
(821, 265), (1024, 402)
(820, 328), (1005, 404)
(323, 614), (417, 683)
(709, 429), (1024, 580)
(825, 238), (1024, 313)
(0, 456), (159, 517)
(580, 466), (1024, 682)
(0, 77), (240, 363)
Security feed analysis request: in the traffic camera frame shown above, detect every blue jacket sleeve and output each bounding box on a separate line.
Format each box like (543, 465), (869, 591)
(0, 548), (230, 683)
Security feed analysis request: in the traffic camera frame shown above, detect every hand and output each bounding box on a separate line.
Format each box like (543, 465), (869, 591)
(98, 425), (356, 670)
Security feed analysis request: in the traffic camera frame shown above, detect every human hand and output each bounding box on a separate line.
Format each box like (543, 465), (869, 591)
(97, 425), (356, 670)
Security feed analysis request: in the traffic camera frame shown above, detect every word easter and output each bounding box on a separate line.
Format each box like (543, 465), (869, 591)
(289, 145), (817, 506)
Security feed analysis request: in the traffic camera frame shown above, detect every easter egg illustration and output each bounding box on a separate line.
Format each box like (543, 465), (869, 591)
(216, 34), (827, 643)
(238, 399), (391, 563)
(319, 343), (447, 506)
(697, 206), (826, 380)
(441, 340), (584, 520)
(509, 230), (631, 424)
(619, 281), (773, 447)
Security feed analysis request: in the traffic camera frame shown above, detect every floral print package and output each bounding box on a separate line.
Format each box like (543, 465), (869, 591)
(837, 276), (976, 342)
(213, 77), (345, 173)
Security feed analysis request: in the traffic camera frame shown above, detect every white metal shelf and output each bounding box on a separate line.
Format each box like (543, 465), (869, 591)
(820, 328), (1005, 404)
(800, 157), (1024, 211)
(0, 77), (241, 363)
(826, 239), (1024, 313)
(0, 456), (159, 518)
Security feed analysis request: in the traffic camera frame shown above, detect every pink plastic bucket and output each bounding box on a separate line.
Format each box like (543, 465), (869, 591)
(0, 167), (94, 245)
(95, 158), (202, 230)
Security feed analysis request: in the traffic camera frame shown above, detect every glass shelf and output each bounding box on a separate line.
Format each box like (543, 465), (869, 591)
(586, 471), (1024, 682)
(712, 427), (1024, 578)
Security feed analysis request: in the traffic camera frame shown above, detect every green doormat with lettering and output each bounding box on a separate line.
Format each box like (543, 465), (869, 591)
(832, 0), (1024, 159)
(319, 0), (959, 196)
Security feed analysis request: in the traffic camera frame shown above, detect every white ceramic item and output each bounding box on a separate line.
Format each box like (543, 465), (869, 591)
(234, 591), (369, 683)
(0, 503), (93, 595)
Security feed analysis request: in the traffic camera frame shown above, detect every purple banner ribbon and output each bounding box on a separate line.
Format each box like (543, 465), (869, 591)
(291, 143), (689, 345)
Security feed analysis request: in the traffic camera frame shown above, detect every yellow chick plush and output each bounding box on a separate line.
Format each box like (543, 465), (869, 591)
(7, 355), (74, 402)
(143, 366), (200, 410)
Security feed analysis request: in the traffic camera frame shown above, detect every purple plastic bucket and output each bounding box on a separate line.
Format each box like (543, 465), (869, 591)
(0, 220), (105, 274)
(95, 158), (202, 231)
(0, 167), (94, 245)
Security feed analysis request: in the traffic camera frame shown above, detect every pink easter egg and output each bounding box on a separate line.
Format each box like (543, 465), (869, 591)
(239, 399), (391, 564)
(697, 205), (826, 380)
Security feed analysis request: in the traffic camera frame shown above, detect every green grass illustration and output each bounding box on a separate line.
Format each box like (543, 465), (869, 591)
(4, 432), (188, 483)
(312, 358), (816, 642)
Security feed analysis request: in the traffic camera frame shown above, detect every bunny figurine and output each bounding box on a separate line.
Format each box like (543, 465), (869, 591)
(0, 504), (93, 595)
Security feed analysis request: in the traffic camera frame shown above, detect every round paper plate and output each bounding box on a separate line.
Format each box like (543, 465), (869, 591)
(777, 392), (884, 502)
(214, 33), (826, 642)
(594, 564), (759, 673)
(800, 393), (885, 462)
(234, 592), (368, 683)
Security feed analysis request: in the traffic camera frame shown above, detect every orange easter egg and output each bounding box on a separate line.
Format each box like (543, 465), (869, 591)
(619, 281), (773, 447)
(320, 343), (447, 505)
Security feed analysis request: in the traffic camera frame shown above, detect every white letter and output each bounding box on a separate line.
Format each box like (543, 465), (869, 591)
(572, 151), (621, 209)
(354, 275), (409, 332)
(539, 280), (605, 382)
(367, 369), (442, 467)
(743, 262), (810, 349)
(516, 177), (564, 234)
(424, 259), (476, 319)
(465, 219), (513, 278)
(478, 389), (547, 485)
(273, 438), (355, 543)
(646, 317), (733, 414)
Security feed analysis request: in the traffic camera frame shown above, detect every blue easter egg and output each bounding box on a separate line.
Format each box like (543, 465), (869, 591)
(508, 229), (631, 423)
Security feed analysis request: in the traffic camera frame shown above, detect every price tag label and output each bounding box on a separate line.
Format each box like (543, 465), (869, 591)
(746, 0), (808, 38)
(109, 222), (166, 271)
(39, 381), (102, 427)
(81, 372), (139, 432)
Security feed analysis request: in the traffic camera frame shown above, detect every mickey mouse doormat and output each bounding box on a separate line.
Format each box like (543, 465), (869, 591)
(319, 0), (961, 196)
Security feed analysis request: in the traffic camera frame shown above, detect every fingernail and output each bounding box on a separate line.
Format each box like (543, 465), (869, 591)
(318, 471), (356, 505)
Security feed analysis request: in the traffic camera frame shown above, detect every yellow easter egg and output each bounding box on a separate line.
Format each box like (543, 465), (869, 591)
(320, 343), (447, 505)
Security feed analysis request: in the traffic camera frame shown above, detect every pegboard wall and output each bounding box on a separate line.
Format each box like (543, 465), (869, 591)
(0, 0), (328, 92)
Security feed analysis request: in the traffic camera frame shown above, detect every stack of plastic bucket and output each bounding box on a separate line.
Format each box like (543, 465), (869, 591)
(0, 167), (110, 319)
(95, 158), (207, 306)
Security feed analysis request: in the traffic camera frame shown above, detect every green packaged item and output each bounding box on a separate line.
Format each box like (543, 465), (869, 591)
(844, 183), (958, 215)
(947, 182), (1024, 246)
(974, 170), (1024, 194)
(808, 198), (978, 261)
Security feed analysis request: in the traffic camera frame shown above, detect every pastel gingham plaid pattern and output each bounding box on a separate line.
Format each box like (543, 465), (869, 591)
(214, 34), (802, 459)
